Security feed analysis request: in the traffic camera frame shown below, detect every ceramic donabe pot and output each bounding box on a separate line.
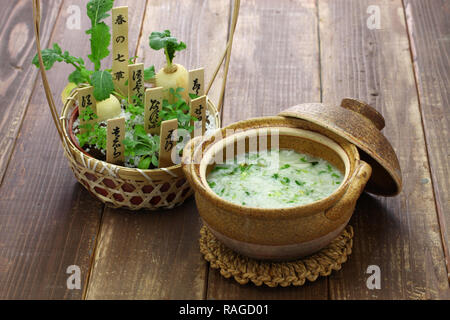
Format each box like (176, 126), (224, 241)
(182, 116), (372, 260)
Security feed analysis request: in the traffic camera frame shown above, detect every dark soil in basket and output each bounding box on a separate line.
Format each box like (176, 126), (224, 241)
(83, 144), (107, 161)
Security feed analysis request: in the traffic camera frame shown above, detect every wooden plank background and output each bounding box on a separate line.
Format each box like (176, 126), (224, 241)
(0, 0), (448, 299)
(319, 0), (448, 299)
(0, 0), (62, 183)
(403, 0), (450, 284)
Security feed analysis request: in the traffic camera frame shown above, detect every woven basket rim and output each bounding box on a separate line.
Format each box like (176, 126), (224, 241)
(60, 90), (221, 181)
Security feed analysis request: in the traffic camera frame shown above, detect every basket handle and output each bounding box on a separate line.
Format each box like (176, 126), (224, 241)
(32, 0), (240, 132)
(207, 0), (240, 113)
(32, 0), (65, 144)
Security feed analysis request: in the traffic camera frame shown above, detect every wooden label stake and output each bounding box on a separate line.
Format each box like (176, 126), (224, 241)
(112, 6), (129, 96)
(190, 95), (207, 137)
(159, 119), (178, 168)
(128, 63), (145, 105)
(144, 87), (163, 135)
(77, 86), (97, 134)
(106, 117), (125, 165)
(188, 68), (205, 99)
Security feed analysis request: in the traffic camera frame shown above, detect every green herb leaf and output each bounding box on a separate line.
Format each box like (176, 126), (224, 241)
(86, 0), (114, 25)
(158, 89), (195, 132)
(68, 69), (92, 84)
(32, 44), (87, 76)
(91, 70), (114, 101)
(239, 163), (253, 173)
(86, 22), (111, 71)
(151, 154), (159, 167)
(85, 0), (113, 71)
(128, 56), (138, 64)
(79, 105), (98, 122)
(138, 156), (151, 169)
(32, 43), (63, 70)
(76, 122), (106, 150)
(208, 181), (216, 188)
(144, 65), (155, 80)
(281, 177), (290, 185)
(124, 124), (160, 169)
(149, 30), (186, 66)
(68, 70), (84, 84)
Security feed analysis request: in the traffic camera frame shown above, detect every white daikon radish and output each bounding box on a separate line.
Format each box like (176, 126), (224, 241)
(96, 94), (122, 122)
(149, 30), (188, 103)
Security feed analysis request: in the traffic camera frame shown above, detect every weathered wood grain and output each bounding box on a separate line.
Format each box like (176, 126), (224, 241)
(85, 0), (231, 299)
(221, 0), (321, 126)
(319, 0), (449, 299)
(206, 0), (328, 299)
(404, 0), (450, 283)
(85, 200), (209, 299)
(0, 0), (100, 299)
(2, 0), (449, 300)
(0, 0), (147, 299)
(0, 0), (63, 184)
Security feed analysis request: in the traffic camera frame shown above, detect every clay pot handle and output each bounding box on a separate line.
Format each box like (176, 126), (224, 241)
(325, 161), (372, 221)
(340, 98), (385, 130)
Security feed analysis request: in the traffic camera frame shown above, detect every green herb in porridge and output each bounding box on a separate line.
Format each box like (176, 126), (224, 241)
(207, 149), (344, 208)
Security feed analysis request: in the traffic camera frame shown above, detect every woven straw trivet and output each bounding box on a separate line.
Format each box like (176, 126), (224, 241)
(199, 225), (354, 287)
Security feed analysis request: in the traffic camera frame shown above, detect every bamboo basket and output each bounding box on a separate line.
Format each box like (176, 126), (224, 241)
(32, 0), (240, 210)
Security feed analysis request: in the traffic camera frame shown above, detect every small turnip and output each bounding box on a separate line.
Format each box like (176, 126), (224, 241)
(61, 82), (78, 104)
(149, 30), (188, 103)
(155, 64), (188, 103)
(96, 94), (122, 122)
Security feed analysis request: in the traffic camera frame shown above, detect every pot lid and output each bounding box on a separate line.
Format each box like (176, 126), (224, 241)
(279, 98), (402, 196)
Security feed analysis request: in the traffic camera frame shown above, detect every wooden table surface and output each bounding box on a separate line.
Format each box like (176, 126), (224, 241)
(0, 0), (449, 300)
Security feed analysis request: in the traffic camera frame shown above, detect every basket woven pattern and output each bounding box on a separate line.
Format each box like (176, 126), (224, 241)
(59, 98), (218, 210)
(200, 225), (354, 287)
(32, 0), (240, 211)
(65, 151), (193, 210)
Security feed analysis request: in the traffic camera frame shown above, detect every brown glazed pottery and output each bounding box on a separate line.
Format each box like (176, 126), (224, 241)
(182, 99), (401, 260)
(279, 99), (402, 196)
(183, 117), (371, 260)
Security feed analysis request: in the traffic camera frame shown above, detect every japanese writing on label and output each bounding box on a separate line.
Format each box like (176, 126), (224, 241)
(77, 86), (97, 134)
(159, 119), (178, 168)
(144, 87), (163, 135)
(82, 95), (93, 114)
(115, 14), (127, 25)
(192, 78), (201, 95)
(190, 95), (207, 136)
(188, 68), (205, 99)
(164, 129), (175, 152)
(112, 6), (129, 96)
(112, 127), (122, 158)
(128, 63), (144, 104)
(106, 117), (125, 164)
